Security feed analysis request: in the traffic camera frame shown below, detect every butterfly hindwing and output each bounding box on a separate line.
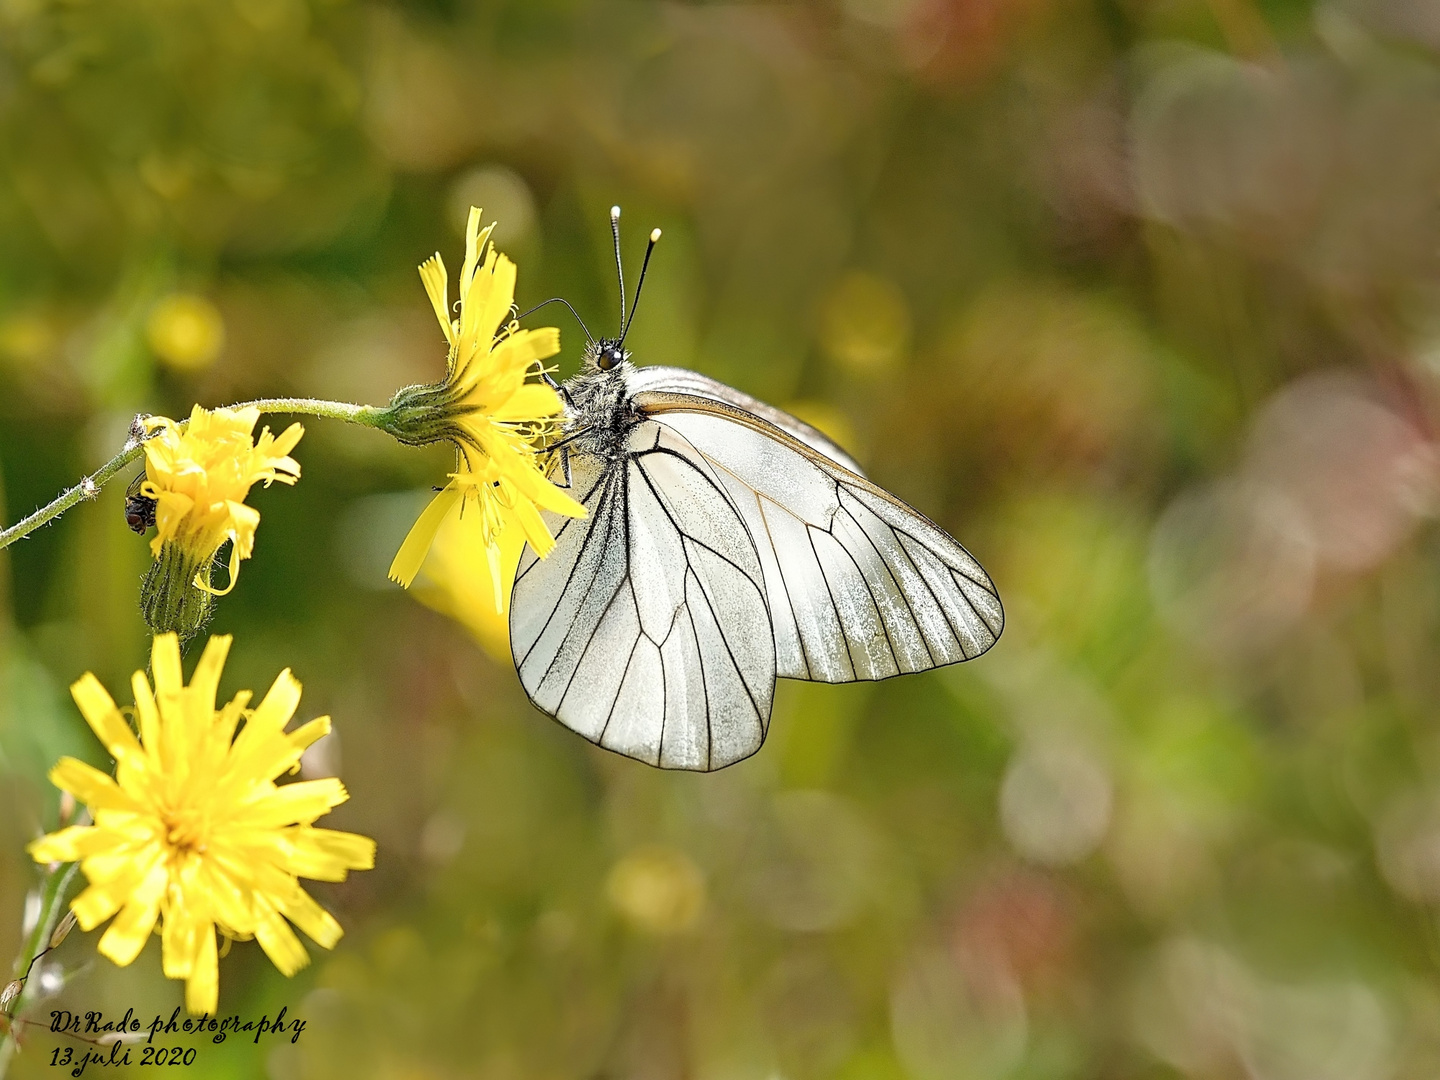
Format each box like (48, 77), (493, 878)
(510, 422), (775, 771)
(634, 388), (1004, 683)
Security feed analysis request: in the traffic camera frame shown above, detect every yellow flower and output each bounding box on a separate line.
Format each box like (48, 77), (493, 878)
(142, 404), (304, 596)
(385, 207), (585, 609)
(28, 634), (375, 1015)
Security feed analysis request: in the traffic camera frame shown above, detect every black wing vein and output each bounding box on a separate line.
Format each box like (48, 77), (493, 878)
(519, 471), (620, 675)
(821, 510), (904, 674)
(598, 619), (643, 746)
(632, 453), (769, 723)
(836, 501), (937, 668)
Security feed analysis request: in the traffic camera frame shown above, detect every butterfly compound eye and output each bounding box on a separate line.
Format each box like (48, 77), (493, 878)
(597, 345), (623, 370)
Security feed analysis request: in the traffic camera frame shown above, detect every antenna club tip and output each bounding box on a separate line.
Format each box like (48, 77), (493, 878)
(650, 228), (662, 242)
(610, 205), (621, 219)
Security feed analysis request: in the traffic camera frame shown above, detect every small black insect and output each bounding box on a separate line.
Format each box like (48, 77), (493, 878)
(123, 473), (157, 535)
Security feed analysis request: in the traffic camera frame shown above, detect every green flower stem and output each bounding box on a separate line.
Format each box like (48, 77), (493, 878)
(239, 398), (386, 426)
(0, 861), (80, 1076)
(0, 397), (386, 553)
(0, 442), (145, 553)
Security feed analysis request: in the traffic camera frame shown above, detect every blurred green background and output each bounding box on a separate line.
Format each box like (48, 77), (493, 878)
(5, 0), (1440, 1077)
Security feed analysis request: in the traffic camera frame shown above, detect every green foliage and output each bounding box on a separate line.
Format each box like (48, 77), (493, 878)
(4, 0), (1440, 1076)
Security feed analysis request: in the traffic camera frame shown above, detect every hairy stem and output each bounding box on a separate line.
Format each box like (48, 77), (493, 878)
(0, 398), (386, 553)
(0, 862), (80, 1077)
(0, 442), (144, 553)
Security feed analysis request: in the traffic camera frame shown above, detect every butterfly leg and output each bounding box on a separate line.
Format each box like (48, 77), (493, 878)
(541, 369), (575, 409)
(541, 438), (576, 489)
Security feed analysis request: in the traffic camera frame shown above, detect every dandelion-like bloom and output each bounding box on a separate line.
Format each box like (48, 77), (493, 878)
(28, 634), (375, 1015)
(139, 405), (303, 639)
(385, 207), (585, 608)
(142, 404), (303, 591)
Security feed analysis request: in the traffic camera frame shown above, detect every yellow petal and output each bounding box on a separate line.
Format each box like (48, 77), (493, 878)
(214, 690), (253, 744)
(389, 485), (463, 588)
(490, 383), (564, 422)
(97, 860), (166, 967)
(237, 669), (302, 748)
(280, 887), (344, 950)
(218, 405), (261, 434)
(78, 842), (167, 903)
(491, 326), (563, 371)
(268, 422), (305, 461)
(194, 859), (254, 937)
(279, 827), (377, 880)
(48, 758), (144, 814)
(142, 441), (175, 481)
(510, 494), (556, 559)
(485, 539), (505, 611)
(477, 253), (518, 355)
(455, 327), (562, 401)
(228, 715), (328, 785)
(131, 670), (161, 761)
(209, 840), (296, 901)
(151, 634), (184, 701)
(27, 825), (116, 864)
(71, 884), (125, 932)
(287, 716), (331, 755)
(148, 491), (194, 556)
(507, 459), (588, 518)
(458, 207), (489, 302)
(254, 903), (309, 977)
(419, 253), (453, 346)
(223, 501), (261, 557)
(194, 531), (245, 596)
(162, 895), (201, 980)
(184, 926), (218, 1016)
(188, 635), (232, 716)
(69, 674), (143, 764)
(235, 778), (348, 828)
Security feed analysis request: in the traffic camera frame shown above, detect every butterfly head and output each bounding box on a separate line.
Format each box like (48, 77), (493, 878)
(594, 339), (628, 371)
(579, 336), (631, 376)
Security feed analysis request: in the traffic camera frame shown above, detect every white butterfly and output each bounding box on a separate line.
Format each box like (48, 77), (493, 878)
(509, 212), (1003, 771)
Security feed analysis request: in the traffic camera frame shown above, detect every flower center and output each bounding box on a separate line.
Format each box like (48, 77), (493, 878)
(163, 809), (209, 856)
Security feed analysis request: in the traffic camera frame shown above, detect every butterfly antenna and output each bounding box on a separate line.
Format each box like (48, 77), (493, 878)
(620, 228), (662, 347)
(610, 205), (626, 333)
(516, 297), (595, 344)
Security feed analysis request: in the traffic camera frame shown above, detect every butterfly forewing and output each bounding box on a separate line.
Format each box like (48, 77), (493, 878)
(635, 392), (1004, 684)
(627, 365), (864, 474)
(510, 421), (775, 771)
